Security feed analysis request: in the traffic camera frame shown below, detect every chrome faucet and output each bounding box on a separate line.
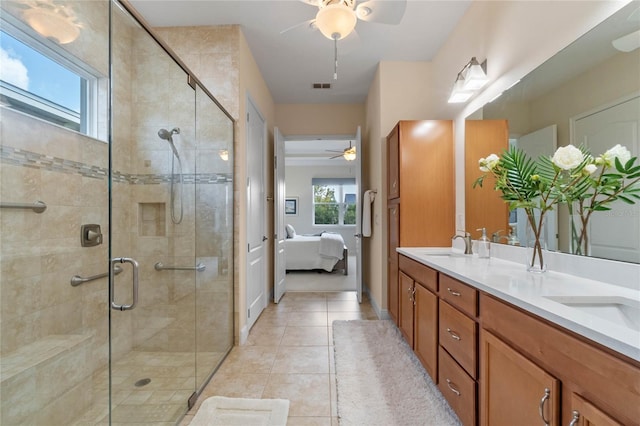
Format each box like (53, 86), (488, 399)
(452, 231), (473, 254)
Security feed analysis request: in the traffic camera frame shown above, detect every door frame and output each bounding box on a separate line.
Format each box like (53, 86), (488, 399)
(275, 131), (363, 303)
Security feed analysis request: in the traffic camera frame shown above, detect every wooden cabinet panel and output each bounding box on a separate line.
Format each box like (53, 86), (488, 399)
(388, 203), (400, 324)
(439, 301), (477, 378)
(390, 120), (454, 247)
(399, 271), (414, 346)
(399, 255), (438, 292)
(387, 125), (399, 200)
(414, 283), (438, 381)
(440, 274), (478, 317)
(387, 260), (399, 324)
(480, 329), (560, 426)
(569, 394), (623, 426)
(439, 346), (476, 426)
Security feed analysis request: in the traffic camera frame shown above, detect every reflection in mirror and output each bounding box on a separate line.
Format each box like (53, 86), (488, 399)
(466, 2), (640, 263)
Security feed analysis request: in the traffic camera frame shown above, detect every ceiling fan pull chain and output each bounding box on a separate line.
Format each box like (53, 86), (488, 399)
(334, 36), (338, 80)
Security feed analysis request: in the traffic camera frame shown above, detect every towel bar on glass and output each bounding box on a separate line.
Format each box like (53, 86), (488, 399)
(71, 265), (123, 287)
(154, 262), (206, 272)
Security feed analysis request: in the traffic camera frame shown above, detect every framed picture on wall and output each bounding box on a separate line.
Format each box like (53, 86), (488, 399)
(285, 197), (298, 216)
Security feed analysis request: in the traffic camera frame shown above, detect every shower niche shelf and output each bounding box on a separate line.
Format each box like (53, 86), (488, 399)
(139, 203), (166, 237)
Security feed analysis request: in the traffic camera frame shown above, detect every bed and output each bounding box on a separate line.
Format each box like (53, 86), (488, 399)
(285, 231), (348, 275)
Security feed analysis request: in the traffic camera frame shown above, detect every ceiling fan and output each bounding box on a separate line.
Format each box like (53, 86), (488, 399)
(326, 141), (357, 161)
(283, 0), (407, 79)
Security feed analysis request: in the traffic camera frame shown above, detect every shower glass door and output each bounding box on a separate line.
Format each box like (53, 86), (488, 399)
(109, 3), (197, 422)
(194, 84), (235, 389)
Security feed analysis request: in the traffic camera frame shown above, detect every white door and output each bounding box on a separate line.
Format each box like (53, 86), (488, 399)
(274, 127), (286, 303)
(513, 125), (558, 251)
(573, 95), (640, 263)
(354, 127), (363, 303)
(246, 97), (267, 330)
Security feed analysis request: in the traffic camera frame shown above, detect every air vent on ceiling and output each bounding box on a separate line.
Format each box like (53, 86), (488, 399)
(312, 83), (331, 89)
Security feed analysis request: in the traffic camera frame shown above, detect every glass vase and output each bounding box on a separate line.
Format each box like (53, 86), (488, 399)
(525, 211), (547, 273)
(569, 203), (590, 256)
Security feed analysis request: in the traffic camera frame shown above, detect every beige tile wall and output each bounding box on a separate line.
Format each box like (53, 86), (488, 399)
(1, 2), (235, 423)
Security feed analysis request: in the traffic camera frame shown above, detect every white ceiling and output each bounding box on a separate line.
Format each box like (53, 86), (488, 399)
(127, 0), (472, 104)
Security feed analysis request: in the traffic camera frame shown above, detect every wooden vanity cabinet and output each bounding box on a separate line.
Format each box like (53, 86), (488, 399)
(481, 294), (640, 426)
(398, 255), (439, 380)
(393, 258), (640, 426)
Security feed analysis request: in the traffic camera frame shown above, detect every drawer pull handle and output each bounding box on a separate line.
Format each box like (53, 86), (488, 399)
(539, 388), (550, 426)
(447, 287), (461, 297)
(569, 410), (580, 426)
(446, 379), (461, 396)
(446, 328), (461, 340)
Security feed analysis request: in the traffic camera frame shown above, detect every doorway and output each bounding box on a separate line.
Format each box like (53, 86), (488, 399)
(273, 129), (363, 301)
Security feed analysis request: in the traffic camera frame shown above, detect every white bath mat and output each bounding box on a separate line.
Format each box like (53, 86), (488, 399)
(189, 396), (289, 426)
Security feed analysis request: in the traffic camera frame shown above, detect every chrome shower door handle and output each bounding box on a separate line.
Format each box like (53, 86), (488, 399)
(110, 257), (139, 311)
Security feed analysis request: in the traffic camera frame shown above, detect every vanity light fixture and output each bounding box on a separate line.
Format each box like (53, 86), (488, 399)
(447, 57), (488, 103)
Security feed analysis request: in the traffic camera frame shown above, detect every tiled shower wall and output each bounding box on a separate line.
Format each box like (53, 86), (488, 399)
(1, 1), (234, 424)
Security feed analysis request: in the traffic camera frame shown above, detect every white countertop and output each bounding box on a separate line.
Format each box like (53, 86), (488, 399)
(397, 247), (640, 362)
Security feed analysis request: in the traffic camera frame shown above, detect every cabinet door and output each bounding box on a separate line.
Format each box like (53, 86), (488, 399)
(568, 394), (622, 426)
(388, 203), (400, 323)
(414, 283), (438, 381)
(387, 124), (400, 200)
(399, 271), (414, 346)
(481, 330), (560, 426)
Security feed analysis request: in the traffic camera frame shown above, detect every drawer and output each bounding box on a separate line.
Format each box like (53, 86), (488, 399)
(399, 255), (438, 292)
(439, 300), (477, 378)
(440, 274), (477, 317)
(438, 346), (476, 426)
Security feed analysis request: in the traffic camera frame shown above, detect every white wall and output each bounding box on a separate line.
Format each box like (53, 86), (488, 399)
(285, 164), (357, 251)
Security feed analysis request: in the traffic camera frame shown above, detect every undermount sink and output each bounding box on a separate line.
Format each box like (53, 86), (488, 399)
(419, 249), (466, 258)
(544, 295), (640, 331)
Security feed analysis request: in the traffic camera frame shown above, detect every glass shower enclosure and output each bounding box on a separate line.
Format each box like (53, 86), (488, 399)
(0, 0), (234, 424)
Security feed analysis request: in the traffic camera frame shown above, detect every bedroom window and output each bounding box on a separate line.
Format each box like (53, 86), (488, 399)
(312, 178), (356, 226)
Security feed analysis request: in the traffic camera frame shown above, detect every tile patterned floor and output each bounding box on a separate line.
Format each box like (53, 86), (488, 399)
(180, 291), (377, 425)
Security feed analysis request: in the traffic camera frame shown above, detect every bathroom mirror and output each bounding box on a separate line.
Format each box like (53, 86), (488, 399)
(466, 1), (640, 264)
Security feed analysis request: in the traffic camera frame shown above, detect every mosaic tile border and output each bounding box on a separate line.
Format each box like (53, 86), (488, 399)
(1, 146), (233, 184)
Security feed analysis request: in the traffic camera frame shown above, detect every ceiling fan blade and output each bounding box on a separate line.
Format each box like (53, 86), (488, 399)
(298, 0), (320, 6)
(612, 29), (640, 52)
(356, 0), (407, 25)
(280, 19), (316, 35)
(329, 153), (345, 159)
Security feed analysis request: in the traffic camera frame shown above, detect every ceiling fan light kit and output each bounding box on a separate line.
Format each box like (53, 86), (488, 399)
(316, 3), (357, 40)
(343, 147), (356, 161)
(290, 0), (407, 81)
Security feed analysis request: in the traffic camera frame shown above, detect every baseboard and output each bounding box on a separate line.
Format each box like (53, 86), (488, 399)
(363, 286), (389, 320)
(239, 324), (249, 345)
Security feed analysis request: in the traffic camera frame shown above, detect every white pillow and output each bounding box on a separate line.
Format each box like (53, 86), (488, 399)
(285, 224), (296, 239)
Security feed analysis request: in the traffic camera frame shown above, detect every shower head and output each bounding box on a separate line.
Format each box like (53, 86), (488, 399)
(157, 127), (180, 140)
(157, 128), (181, 158)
